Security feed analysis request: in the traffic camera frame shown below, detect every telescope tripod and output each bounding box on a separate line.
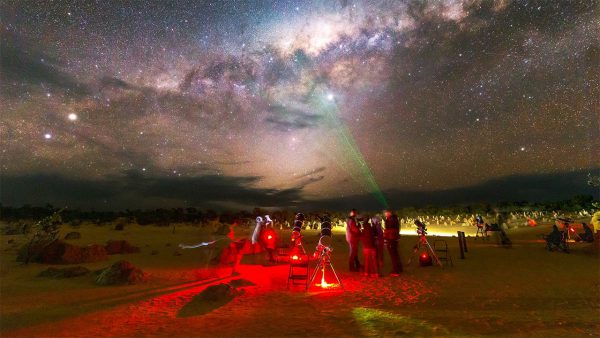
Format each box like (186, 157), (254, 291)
(407, 234), (443, 267)
(307, 249), (344, 290)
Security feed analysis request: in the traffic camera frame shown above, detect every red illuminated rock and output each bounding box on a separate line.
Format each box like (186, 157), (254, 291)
(105, 240), (141, 255)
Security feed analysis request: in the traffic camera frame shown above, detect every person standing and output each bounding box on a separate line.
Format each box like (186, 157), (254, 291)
(383, 209), (402, 276)
(261, 215), (276, 262)
(371, 214), (384, 271)
(360, 217), (378, 277)
(346, 209), (361, 271)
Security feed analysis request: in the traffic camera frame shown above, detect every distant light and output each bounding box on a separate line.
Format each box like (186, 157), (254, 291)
(68, 113), (78, 121)
(520, 147), (525, 151)
(326, 93), (334, 101)
(44, 133), (52, 139)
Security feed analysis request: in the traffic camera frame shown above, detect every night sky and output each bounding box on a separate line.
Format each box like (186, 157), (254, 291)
(1, 0), (598, 210)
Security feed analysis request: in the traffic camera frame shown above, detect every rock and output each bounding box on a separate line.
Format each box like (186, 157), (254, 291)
(151, 250), (159, 255)
(114, 223), (125, 231)
(95, 260), (147, 285)
(105, 240), (141, 255)
(17, 240), (52, 263)
(178, 283), (238, 317)
(39, 266), (90, 278)
(200, 283), (236, 301)
(64, 231), (81, 240)
(19, 240), (107, 264)
(41, 240), (83, 264)
(82, 244), (108, 262)
(8, 239), (14, 244)
(229, 278), (255, 287)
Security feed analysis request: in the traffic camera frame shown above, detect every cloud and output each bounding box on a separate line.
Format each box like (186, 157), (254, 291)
(0, 31), (89, 96)
(2, 169), (596, 211)
(0, 173), (307, 210)
(264, 104), (323, 130)
(308, 169), (600, 211)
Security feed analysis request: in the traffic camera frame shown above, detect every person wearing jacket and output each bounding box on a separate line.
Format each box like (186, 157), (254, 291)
(346, 209), (361, 271)
(371, 215), (384, 271)
(360, 217), (378, 277)
(261, 215), (276, 262)
(383, 209), (402, 276)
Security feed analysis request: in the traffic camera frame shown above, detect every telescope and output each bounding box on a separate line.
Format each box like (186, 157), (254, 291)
(319, 215), (333, 238)
(415, 219), (428, 236)
(290, 213), (305, 247)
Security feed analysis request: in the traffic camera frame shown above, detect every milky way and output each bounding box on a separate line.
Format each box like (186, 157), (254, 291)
(1, 0), (599, 210)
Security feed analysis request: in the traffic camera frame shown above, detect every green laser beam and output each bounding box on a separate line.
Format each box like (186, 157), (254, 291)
(309, 89), (388, 209)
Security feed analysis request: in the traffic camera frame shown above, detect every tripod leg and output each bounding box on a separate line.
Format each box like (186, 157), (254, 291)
(406, 241), (421, 265)
(328, 262), (344, 290)
(424, 240), (443, 267)
(307, 259), (322, 290)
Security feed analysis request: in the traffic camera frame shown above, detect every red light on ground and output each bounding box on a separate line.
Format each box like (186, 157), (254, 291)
(419, 251), (432, 266)
(319, 268), (333, 288)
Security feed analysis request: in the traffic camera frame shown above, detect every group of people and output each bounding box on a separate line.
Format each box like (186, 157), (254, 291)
(345, 209), (403, 277)
(545, 220), (595, 252)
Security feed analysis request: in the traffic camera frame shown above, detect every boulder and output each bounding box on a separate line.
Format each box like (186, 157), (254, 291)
(24, 240), (107, 264)
(82, 244), (108, 262)
(199, 283), (236, 301)
(105, 240), (141, 255)
(114, 223), (125, 231)
(95, 260), (147, 285)
(178, 283), (238, 317)
(39, 266), (90, 278)
(64, 231), (81, 240)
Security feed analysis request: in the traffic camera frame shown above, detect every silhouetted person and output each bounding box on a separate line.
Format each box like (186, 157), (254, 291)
(346, 209), (361, 271)
(261, 215), (276, 263)
(546, 224), (564, 251)
(371, 214), (384, 270)
(579, 223), (594, 243)
(360, 217), (378, 277)
(383, 209), (402, 275)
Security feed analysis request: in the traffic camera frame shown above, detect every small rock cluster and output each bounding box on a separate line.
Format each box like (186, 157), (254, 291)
(95, 260), (147, 285)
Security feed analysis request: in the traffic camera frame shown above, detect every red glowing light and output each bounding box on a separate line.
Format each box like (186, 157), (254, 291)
(267, 235), (273, 240)
(319, 268), (332, 288)
(291, 255), (299, 260)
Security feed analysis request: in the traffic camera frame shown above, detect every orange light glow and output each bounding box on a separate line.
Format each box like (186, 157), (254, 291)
(267, 235), (273, 239)
(320, 268), (331, 288)
(313, 268), (340, 289)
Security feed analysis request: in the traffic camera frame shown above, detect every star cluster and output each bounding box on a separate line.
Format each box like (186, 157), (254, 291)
(1, 0), (598, 210)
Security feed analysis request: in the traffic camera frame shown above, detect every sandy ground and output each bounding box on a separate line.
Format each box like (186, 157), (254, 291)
(1, 221), (599, 337)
